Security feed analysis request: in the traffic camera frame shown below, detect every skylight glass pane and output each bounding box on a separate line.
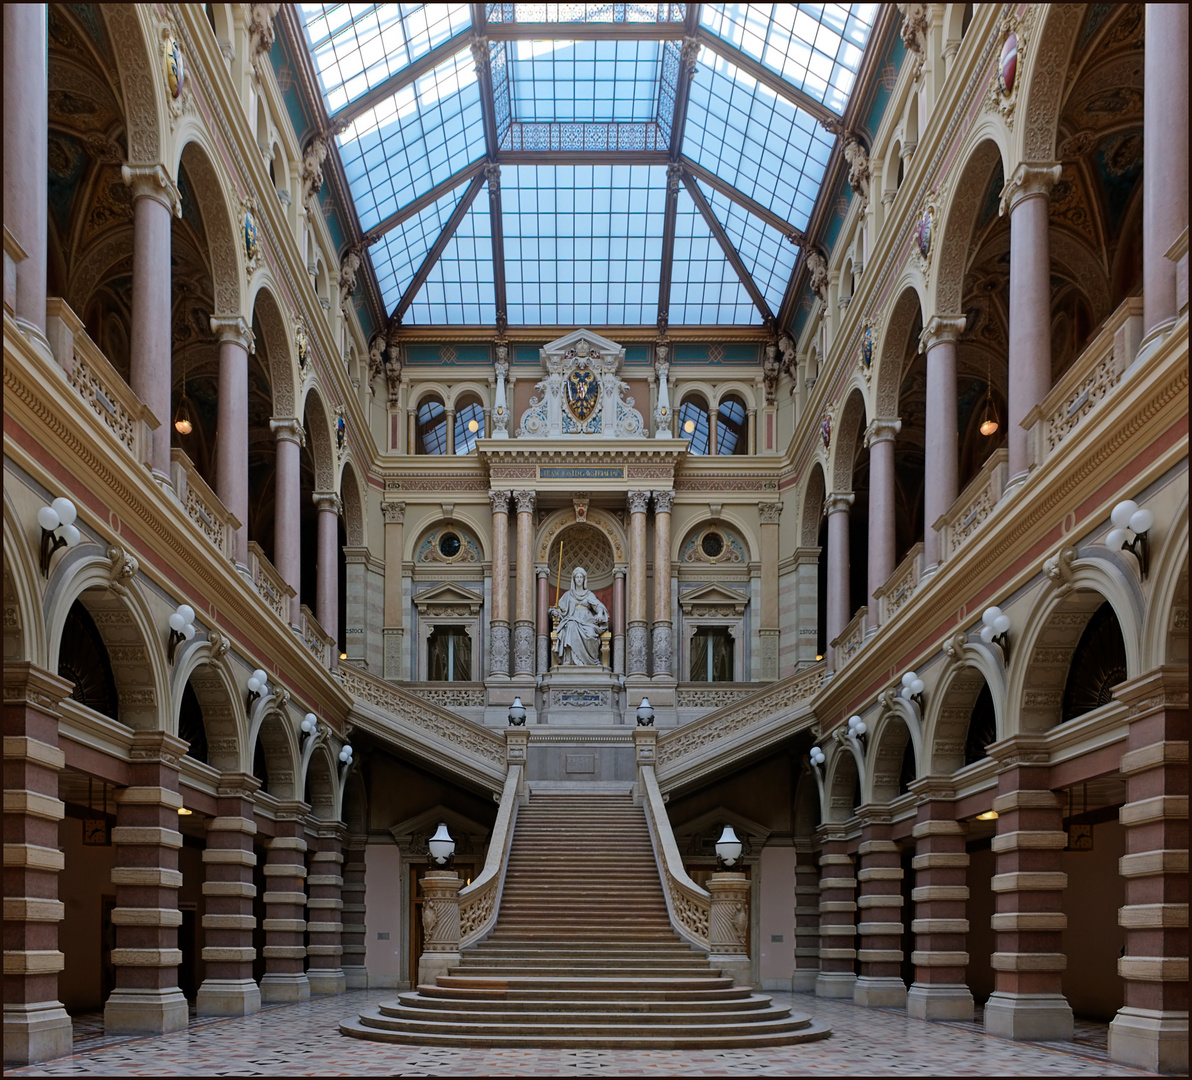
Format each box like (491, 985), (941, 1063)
(507, 39), (662, 123)
(503, 164), (666, 325)
(699, 3), (877, 115)
(369, 181), (474, 314)
(488, 3), (686, 23)
(683, 46), (835, 232)
(669, 187), (757, 325)
(337, 48), (486, 233)
(299, 3), (473, 115)
(696, 180), (797, 314)
(406, 182), (496, 325)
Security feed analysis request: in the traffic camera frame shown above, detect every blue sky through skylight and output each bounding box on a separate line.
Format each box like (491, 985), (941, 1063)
(405, 183), (497, 325)
(668, 187), (757, 325)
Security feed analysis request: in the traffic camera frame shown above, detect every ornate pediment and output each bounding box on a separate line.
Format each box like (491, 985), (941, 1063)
(412, 582), (484, 616)
(679, 582), (751, 616)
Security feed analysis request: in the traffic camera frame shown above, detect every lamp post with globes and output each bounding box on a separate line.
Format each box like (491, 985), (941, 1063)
(707, 825), (753, 988)
(417, 823), (463, 987)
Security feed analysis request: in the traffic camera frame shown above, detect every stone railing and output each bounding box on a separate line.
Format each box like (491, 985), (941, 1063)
(640, 762), (709, 951)
(459, 764), (521, 948)
(873, 542), (923, 624)
(45, 298), (158, 467)
(1024, 295), (1143, 469)
(406, 683), (487, 709)
(675, 685), (754, 710)
(299, 604), (335, 667)
(831, 606), (868, 670)
(936, 448), (1008, 563)
(246, 541), (293, 622)
(171, 448), (240, 562)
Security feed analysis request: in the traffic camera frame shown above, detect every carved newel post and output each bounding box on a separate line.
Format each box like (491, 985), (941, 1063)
(707, 872), (752, 988)
(417, 871), (462, 987)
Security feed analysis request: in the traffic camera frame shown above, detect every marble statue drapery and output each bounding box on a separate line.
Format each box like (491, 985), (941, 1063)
(550, 567), (609, 666)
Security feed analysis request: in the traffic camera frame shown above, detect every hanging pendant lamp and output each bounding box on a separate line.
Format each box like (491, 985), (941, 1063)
(979, 357), (999, 437)
(174, 353), (194, 435)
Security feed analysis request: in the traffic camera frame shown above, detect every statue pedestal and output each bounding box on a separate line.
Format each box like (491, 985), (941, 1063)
(538, 668), (620, 727)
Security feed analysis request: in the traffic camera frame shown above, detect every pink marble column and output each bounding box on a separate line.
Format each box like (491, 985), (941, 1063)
(314, 492), (341, 649)
(1001, 163), (1060, 486)
(824, 493), (854, 673)
(1142, 4), (1189, 346)
(3, 4), (48, 343)
(211, 318), (253, 569)
(487, 491), (510, 678)
(920, 316), (965, 568)
(865, 420), (900, 631)
(511, 490), (536, 677)
(270, 419), (304, 626)
(536, 569), (550, 674)
(626, 491), (651, 677)
(652, 491), (674, 678)
(123, 165), (181, 482)
(612, 570), (626, 676)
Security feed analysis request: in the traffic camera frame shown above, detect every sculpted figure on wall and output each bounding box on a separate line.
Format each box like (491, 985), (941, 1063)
(550, 567), (609, 667)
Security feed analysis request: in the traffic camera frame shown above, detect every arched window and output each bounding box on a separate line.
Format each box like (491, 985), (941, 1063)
(961, 3), (974, 36)
(415, 396), (447, 454)
(678, 397), (710, 455)
(454, 396), (485, 454)
(58, 601), (118, 720)
(716, 395), (747, 455)
(1062, 602), (1127, 721)
(964, 683), (997, 765)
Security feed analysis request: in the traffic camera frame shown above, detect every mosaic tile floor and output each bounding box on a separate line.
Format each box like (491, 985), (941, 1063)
(9, 991), (1164, 1077)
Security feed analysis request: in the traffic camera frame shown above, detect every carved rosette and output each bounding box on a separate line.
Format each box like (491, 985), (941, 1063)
(512, 624), (535, 675)
(489, 623), (510, 677)
(627, 624), (649, 677)
(652, 624), (672, 677)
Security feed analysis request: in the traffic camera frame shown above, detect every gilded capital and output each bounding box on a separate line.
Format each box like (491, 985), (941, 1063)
(999, 161), (1062, 217)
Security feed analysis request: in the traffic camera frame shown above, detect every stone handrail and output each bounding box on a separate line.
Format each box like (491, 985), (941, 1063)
(873, 542), (923, 624)
(1023, 295), (1143, 469)
(459, 764), (522, 948)
(299, 604), (335, 667)
(406, 683), (487, 709)
(45, 298), (159, 468)
(171, 448), (241, 563)
(675, 685), (754, 710)
(247, 541), (294, 622)
(935, 448), (1008, 563)
(640, 762), (710, 951)
(830, 606), (868, 670)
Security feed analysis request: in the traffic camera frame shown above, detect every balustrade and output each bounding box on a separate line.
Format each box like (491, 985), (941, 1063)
(247, 541), (294, 622)
(935, 449), (1008, 564)
(873, 543), (923, 624)
(171, 449), (240, 563)
(830, 607), (868, 671)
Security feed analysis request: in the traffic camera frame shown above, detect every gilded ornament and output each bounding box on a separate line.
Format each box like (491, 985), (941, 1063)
(860, 325), (874, 369)
(164, 36), (185, 99)
(295, 322), (310, 370)
(915, 205), (933, 258)
(244, 204), (259, 264)
(997, 32), (1018, 96)
(820, 411), (831, 450)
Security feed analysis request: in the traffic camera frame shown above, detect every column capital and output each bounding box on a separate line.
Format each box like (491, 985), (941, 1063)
(758, 500), (784, 524)
(864, 418), (902, 446)
(824, 492), (855, 515)
(1113, 666), (1189, 717)
(313, 491), (342, 515)
(272, 799), (312, 823)
(999, 161), (1062, 217)
(488, 489), (511, 515)
(2, 661), (73, 708)
(216, 772), (262, 798)
(209, 315), (255, 352)
(918, 314), (967, 353)
(129, 729), (190, 766)
(512, 490), (535, 514)
(627, 490), (651, 514)
(652, 489), (675, 514)
(381, 500), (406, 524)
(121, 162), (182, 217)
(908, 776), (957, 803)
(269, 417), (306, 446)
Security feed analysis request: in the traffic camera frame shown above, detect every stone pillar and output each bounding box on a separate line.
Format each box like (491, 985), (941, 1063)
(260, 807), (311, 1003)
(613, 570), (626, 676)
(270, 418), (305, 627)
(651, 490), (675, 678)
(306, 827), (345, 995)
(907, 791), (973, 1020)
(340, 836), (368, 989)
(707, 872), (752, 988)
(815, 832), (857, 997)
(853, 817), (906, 1007)
(707, 406), (719, 455)
(919, 316), (965, 569)
(1141, 4), (1189, 350)
(3, 5), (48, 349)
(488, 491), (510, 678)
(824, 493), (854, 673)
(104, 732), (189, 1035)
(758, 500), (783, 679)
(747, 408), (757, 455)
(445, 408), (456, 455)
(123, 164), (180, 482)
(210, 317), (253, 568)
(1108, 668), (1188, 1073)
(1001, 162), (1061, 487)
(511, 490), (536, 677)
(792, 548), (821, 670)
(793, 841), (822, 992)
(417, 871), (462, 986)
(196, 776), (261, 1017)
(536, 569), (550, 674)
(865, 421), (900, 631)
(313, 492), (341, 646)
(382, 500), (405, 680)
(2, 664), (72, 1065)
(983, 746), (1073, 1040)
(626, 491), (651, 677)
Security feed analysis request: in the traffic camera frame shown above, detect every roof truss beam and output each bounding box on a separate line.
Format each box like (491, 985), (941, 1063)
(680, 157), (805, 244)
(486, 22), (687, 41)
(471, 4), (507, 331)
(365, 160), (488, 243)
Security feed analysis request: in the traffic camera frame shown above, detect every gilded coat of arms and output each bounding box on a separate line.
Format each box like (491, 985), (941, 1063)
(565, 367), (600, 422)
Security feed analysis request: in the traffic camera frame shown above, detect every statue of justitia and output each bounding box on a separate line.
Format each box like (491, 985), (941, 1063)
(550, 567), (609, 667)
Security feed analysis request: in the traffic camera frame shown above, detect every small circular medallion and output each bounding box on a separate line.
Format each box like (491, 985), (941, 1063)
(165, 37), (185, 99)
(438, 532), (462, 559)
(701, 531), (725, 559)
(997, 32), (1018, 97)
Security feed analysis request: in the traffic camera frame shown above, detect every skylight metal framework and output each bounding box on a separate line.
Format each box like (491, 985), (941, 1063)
(295, 2), (882, 335)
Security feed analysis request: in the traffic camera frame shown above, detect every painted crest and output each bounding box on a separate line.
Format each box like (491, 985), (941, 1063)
(335, 409), (346, 452)
(295, 323), (309, 370)
(164, 37), (185, 99)
(997, 32), (1018, 97)
(244, 206), (259, 264)
(861, 326), (874, 369)
(565, 366), (600, 423)
(915, 205), (933, 258)
(820, 411), (831, 450)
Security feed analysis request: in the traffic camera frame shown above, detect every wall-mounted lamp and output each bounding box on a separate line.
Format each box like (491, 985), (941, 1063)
(636, 696), (655, 726)
(301, 712), (320, 742)
(467, 418), (479, 433)
(1106, 499), (1153, 579)
(427, 822), (455, 867)
(900, 671), (925, 709)
(979, 605), (1011, 660)
(166, 603), (196, 663)
(683, 419), (696, 434)
(715, 825), (743, 869)
(846, 714), (868, 747)
(809, 745), (826, 771)
(507, 696), (526, 726)
(246, 668), (269, 709)
(177, 806), (193, 816)
(976, 810), (999, 821)
(37, 497), (80, 577)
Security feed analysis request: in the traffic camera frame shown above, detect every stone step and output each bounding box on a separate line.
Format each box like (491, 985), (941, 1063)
(455, 958), (715, 972)
(435, 973), (734, 991)
(393, 990), (766, 1013)
(412, 983), (756, 1003)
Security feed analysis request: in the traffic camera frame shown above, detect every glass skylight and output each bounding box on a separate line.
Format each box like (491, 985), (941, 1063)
(300, 3), (473, 116)
(502, 164), (666, 325)
(700, 3), (878, 115)
(337, 47), (486, 233)
(405, 183), (496, 325)
(487, 3), (687, 24)
(668, 186), (757, 325)
(683, 44), (835, 231)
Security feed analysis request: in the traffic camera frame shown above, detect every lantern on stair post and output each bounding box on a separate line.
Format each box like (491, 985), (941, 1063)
(708, 825), (752, 989)
(418, 824), (463, 988)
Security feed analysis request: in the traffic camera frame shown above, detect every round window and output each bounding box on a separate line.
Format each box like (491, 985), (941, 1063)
(700, 531), (725, 559)
(438, 532), (462, 559)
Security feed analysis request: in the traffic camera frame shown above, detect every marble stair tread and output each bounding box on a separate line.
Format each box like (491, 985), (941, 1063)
(381, 1001), (801, 1024)
(393, 990), (768, 1011)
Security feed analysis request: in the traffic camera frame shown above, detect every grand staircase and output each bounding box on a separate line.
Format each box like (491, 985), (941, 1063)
(342, 792), (830, 1048)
